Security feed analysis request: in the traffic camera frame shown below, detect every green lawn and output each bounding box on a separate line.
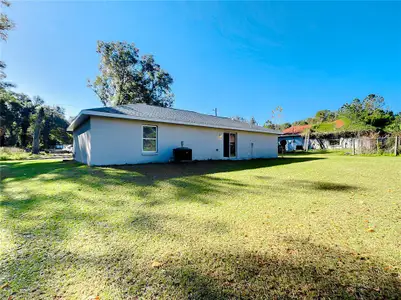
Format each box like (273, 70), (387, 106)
(1, 155), (400, 299)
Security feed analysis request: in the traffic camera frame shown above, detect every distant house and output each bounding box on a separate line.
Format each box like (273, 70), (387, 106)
(279, 125), (311, 151)
(67, 104), (281, 166)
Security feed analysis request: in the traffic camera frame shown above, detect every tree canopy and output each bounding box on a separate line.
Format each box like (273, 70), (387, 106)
(339, 94), (393, 128)
(274, 94), (400, 135)
(0, 0), (14, 90)
(0, 89), (72, 148)
(88, 41), (174, 107)
(0, 0), (13, 41)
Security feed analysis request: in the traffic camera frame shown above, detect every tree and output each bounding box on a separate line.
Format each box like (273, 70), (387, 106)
(292, 120), (309, 126)
(1, 91), (71, 149)
(340, 98), (364, 120)
(279, 122), (292, 130)
(264, 106), (283, 130)
(16, 94), (35, 147)
(0, 61), (14, 90)
(0, 0), (13, 41)
(250, 116), (257, 126)
(315, 110), (336, 122)
(0, 1), (14, 90)
(32, 106), (44, 154)
(271, 106), (283, 126)
(386, 113), (401, 134)
(341, 94), (393, 129)
(0, 89), (15, 145)
(231, 116), (248, 123)
(88, 41), (174, 107)
(41, 105), (71, 149)
(263, 120), (275, 130)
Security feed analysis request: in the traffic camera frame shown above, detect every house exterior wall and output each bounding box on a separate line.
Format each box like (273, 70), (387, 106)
(85, 116), (277, 166)
(73, 118), (91, 165)
(279, 135), (305, 151)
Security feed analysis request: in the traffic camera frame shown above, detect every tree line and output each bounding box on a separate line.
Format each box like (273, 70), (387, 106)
(0, 1), (72, 152)
(0, 91), (72, 151)
(264, 94), (401, 134)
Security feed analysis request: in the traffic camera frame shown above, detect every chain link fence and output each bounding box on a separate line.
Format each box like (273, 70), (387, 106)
(308, 136), (400, 155)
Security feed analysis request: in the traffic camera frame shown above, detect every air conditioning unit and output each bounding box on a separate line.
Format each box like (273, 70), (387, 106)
(173, 147), (192, 162)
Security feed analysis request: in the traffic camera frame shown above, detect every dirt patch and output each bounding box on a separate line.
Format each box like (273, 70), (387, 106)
(335, 119), (345, 128)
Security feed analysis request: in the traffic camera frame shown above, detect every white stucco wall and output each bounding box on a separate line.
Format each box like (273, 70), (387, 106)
(73, 118), (91, 165)
(84, 116), (277, 166)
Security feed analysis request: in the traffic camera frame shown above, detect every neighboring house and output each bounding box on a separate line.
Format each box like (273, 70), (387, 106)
(67, 104), (281, 166)
(279, 125), (311, 151)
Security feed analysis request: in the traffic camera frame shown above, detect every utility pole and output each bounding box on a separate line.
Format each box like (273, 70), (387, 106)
(212, 108), (218, 116)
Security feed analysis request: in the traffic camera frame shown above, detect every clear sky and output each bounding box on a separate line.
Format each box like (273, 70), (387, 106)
(2, 1), (401, 123)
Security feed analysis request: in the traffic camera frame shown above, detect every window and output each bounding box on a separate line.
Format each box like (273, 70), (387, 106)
(142, 125), (158, 153)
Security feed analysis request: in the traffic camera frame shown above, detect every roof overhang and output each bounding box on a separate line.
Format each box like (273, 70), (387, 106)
(279, 134), (303, 138)
(68, 110), (282, 135)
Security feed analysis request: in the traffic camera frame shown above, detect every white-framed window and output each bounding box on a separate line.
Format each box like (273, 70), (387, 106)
(142, 125), (158, 153)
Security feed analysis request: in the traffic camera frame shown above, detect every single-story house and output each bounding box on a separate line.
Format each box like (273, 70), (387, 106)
(67, 104), (281, 166)
(278, 125), (311, 151)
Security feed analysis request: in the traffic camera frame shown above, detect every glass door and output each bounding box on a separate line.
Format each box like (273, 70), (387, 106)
(223, 133), (237, 158)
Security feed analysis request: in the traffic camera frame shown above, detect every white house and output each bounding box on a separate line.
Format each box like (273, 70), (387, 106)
(67, 104), (280, 166)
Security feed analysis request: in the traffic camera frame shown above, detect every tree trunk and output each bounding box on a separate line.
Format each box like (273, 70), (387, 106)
(32, 107), (44, 154)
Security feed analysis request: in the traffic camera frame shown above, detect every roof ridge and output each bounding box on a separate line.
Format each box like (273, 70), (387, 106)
(123, 103), (233, 120)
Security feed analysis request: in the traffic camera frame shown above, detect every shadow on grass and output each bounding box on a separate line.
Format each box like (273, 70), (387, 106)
(104, 156), (325, 181)
(1, 156), (361, 214)
(255, 176), (359, 192)
(1, 157), (324, 182)
(3, 232), (399, 299)
(159, 238), (401, 299)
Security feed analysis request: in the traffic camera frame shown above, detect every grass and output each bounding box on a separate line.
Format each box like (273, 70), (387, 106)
(0, 147), (52, 161)
(0, 147), (71, 161)
(0, 147), (39, 161)
(1, 155), (400, 299)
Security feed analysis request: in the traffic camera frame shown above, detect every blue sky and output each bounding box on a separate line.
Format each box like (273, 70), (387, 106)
(2, 1), (401, 124)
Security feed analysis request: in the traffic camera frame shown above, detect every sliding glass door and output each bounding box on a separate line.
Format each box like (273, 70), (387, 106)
(223, 133), (237, 158)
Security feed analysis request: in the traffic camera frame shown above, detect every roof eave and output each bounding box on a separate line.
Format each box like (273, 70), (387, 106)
(66, 110), (92, 132)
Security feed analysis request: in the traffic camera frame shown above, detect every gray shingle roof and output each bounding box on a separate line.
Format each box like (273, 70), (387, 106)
(69, 104), (280, 134)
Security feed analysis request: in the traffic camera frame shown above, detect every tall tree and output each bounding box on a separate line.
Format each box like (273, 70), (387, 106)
(0, 61), (14, 90)
(0, 0), (14, 90)
(0, 0), (13, 41)
(88, 41), (174, 107)
(340, 94), (393, 129)
(264, 106), (283, 130)
(41, 105), (71, 149)
(32, 106), (44, 154)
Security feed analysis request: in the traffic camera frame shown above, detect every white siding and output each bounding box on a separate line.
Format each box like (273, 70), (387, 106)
(84, 116), (277, 166)
(73, 118), (91, 165)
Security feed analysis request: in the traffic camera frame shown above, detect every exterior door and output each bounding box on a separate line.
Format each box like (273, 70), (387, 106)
(223, 133), (237, 158)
